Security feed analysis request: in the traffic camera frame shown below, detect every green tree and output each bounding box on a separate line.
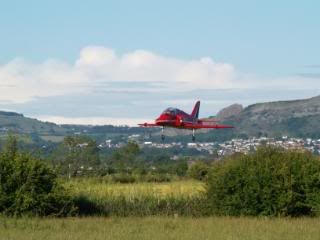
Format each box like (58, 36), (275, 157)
(51, 135), (100, 175)
(111, 141), (141, 172)
(0, 136), (75, 216)
(174, 159), (188, 177)
(4, 133), (18, 160)
(188, 161), (209, 181)
(207, 147), (320, 217)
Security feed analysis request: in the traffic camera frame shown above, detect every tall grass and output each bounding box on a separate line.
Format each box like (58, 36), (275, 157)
(65, 179), (208, 216)
(1, 217), (320, 240)
(66, 178), (205, 199)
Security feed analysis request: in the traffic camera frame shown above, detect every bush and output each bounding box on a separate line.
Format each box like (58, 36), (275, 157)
(174, 160), (188, 177)
(207, 147), (320, 217)
(144, 173), (171, 183)
(112, 173), (136, 183)
(0, 136), (76, 216)
(188, 161), (209, 181)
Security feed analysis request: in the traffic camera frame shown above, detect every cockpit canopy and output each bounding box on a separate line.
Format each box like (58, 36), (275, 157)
(162, 107), (188, 116)
(162, 107), (177, 115)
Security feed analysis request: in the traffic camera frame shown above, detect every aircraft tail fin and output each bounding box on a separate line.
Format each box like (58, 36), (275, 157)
(191, 101), (200, 119)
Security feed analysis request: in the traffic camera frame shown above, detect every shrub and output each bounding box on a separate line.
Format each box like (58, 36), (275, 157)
(174, 160), (188, 177)
(144, 173), (171, 183)
(112, 173), (136, 183)
(0, 136), (76, 216)
(188, 161), (209, 181)
(207, 147), (320, 217)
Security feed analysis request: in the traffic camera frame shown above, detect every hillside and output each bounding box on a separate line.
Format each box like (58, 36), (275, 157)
(0, 111), (149, 143)
(0, 111), (67, 135)
(216, 104), (243, 119)
(223, 95), (320, 138)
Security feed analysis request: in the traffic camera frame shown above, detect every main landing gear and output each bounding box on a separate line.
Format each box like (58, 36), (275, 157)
(160, 127), (196, 142)
(192, 129), (196, 142)
(161, 127), (165, 141)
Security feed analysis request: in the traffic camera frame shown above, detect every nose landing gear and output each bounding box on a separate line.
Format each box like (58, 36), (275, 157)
(144, 128), (152, 139)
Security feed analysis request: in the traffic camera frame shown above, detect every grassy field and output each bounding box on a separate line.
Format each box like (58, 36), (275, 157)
(65, 179), (207, 216)
(66, 179), (205, 199)
(1, 217), (320, 240)
(2, 180), (320, 239)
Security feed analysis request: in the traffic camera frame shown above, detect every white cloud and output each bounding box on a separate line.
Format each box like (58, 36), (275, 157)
(0, 45), (319, 107)
(0, 58), (87, 103)
(36, 115), (148, 126)
(0, 46), (237, 104)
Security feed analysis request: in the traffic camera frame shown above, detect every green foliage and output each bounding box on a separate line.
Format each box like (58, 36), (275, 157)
(0, 136), (76, 216)
(3, 133), (18, 160)
(51, 135), (100, 175)
(144, 173), (171, 183)
(111, 141), (141, 171)
(207, 147), (320, 216)
(188, 161), (209, 181)
(111, 173), (136, 183)
(173, 159), (188, 177)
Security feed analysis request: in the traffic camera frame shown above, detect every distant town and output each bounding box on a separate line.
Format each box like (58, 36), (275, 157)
(98, 135), (320, 157)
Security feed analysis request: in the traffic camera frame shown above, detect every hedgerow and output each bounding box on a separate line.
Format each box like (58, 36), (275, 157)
(207, 147), (320, 217)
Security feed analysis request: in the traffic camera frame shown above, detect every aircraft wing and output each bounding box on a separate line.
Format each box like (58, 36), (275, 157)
(199, 118), (219, 122)
(138, 123), (159, 127)
(183, 123), (234, 129)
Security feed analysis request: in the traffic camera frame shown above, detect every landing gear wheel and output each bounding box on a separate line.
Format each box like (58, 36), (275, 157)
(144, 128), (151, 139)
(161, 134), (165, 141)
(161, 127), (165, 141)
(192, 129), (196, 142)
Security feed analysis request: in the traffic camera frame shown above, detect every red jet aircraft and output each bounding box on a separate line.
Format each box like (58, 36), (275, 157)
(139, 101), (234, 141)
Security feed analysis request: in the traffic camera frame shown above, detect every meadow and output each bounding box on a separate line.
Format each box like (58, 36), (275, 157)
(2, 146), (320, 239)
(65, 179), (208, 216)
(66, 178), (205, 199)
(1, 216), (320, 240)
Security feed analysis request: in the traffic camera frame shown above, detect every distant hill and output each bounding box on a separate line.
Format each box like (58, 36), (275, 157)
(223, 95), (320, 138)
(0, 111), (67, 135)
(1, 95), (320, 143)
(216, 104), (243, 119)
(0, 111), (148, 143)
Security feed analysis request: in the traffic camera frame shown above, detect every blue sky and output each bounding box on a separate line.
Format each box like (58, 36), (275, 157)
(0, 0), (319, 125)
